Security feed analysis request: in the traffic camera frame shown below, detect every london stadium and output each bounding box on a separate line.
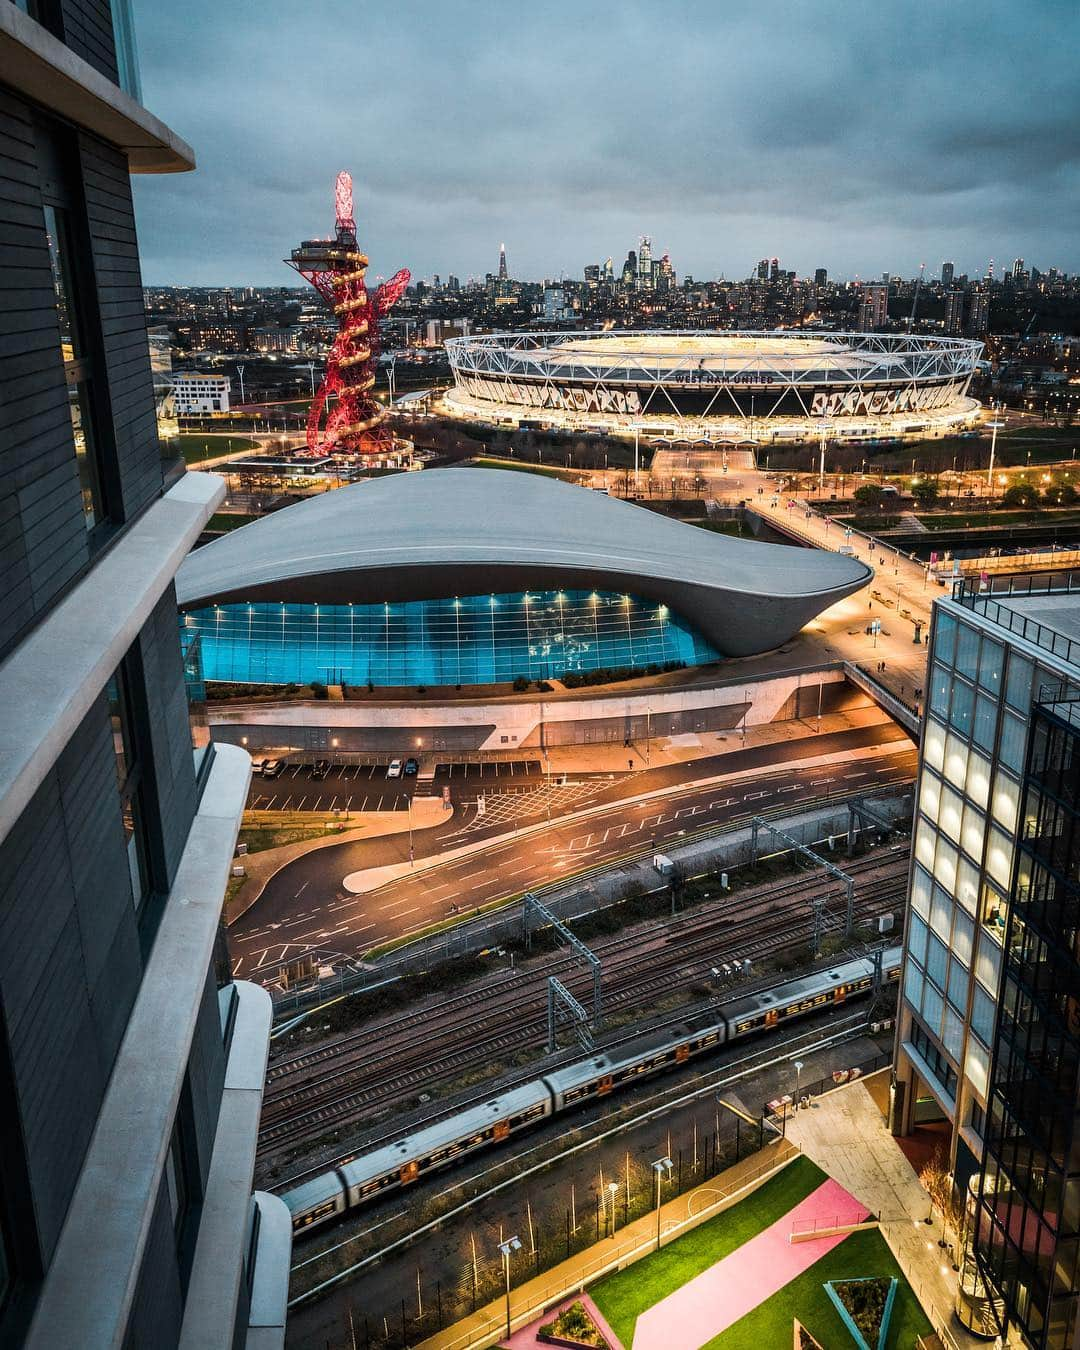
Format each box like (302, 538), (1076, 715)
(441, 330), (983, 445)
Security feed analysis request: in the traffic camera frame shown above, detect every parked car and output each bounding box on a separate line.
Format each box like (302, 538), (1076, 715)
(249, 757), (266, 775)
(262, 759), (285, 779)
(311, 760), (331, 779)
(403, 757), (419, 776)
(386, 759), (403, 779)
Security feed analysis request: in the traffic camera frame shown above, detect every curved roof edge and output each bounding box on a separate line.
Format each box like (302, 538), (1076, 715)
(177, 469), (872, 659)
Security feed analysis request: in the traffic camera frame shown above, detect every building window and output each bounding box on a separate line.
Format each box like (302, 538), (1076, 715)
(910, 1017), (959, 1099)
(107, 667), (151, 911)
(166, 1080), (202, 1291)
(43, 204), (109, 532)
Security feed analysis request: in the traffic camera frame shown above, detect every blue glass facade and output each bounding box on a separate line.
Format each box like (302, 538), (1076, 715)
(182, 589), (718, 687)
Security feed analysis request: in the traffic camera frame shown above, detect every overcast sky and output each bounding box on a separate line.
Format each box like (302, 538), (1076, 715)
(132, 0), (1080, 287)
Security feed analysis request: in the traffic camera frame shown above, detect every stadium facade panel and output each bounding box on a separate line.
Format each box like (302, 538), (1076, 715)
(441, 330), (983, 443)
(176, 468), (872, 679)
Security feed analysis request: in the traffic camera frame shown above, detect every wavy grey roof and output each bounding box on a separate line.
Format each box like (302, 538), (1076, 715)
(177, 468), (871, 657)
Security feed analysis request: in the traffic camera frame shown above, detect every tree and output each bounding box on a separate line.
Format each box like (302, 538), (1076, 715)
(853, 483), (885, 512)
(919, 1145), (953, 1245)
(1002, 482), (1040, 509)
(911, 480), (940, 509)
(1047, 483), (1078, 506)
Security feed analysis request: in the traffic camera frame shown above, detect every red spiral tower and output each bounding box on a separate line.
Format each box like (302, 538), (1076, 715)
(287, 171), (410, 457)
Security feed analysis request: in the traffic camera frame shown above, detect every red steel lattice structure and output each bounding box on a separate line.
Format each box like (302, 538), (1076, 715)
(287, 171), (409, 457)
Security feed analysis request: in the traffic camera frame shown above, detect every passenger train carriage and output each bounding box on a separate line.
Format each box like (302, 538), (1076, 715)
(284, 948), (900, 1235)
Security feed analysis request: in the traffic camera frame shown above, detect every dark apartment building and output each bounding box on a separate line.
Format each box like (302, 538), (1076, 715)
(0, 2), (288, 1346)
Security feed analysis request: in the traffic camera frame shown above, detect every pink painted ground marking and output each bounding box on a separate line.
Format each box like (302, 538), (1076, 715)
(632, 1177), (868, 1350)
(503, 1291), (625, 1350)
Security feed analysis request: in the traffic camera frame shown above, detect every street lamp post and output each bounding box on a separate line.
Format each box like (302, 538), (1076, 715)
(607, 1181), (619, 1237)
(652, 1157), (674, 1251)
(794, 1059), (805, 1107)
(986, 403), (1005, 496)
(498, 1236), (521, 1340)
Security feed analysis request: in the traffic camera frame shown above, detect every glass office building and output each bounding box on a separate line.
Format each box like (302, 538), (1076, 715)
(182, 589), (719, 687)
(894, 576), (1080, 1347)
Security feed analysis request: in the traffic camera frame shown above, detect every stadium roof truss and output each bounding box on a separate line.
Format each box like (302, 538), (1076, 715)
(444, 330), (981, 429)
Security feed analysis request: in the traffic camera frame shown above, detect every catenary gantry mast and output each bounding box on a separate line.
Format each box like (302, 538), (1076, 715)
(287, 170), (409, 457)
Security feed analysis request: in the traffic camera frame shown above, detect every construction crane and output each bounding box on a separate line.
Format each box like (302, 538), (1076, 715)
(908, 262), (925, 326)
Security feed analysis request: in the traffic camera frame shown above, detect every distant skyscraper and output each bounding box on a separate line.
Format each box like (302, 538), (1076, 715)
(941, 261), (955, 286)
(756, 258), (770, 281)
(498, 243), (508, 281)
(638, 236), (653, 290)
(966, 286), (990, 336)
(602, 257), (614, 282)
(1012, 257), (1024, 279)
(448, 274), (460, 293)
(860, 282), (889, 331)
(944, 289), (965, 336)
(583, 264), (600, 286)
(769, 257), (780, 282)
(814, 267), (828, 287)
(622, 250), (636, 286)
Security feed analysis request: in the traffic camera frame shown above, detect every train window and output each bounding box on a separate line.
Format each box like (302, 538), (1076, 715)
(296, 1199), (339, 1228)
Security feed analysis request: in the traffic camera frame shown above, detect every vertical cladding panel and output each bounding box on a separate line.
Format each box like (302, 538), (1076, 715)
(0, 91), (89, 658)
(58, 0), (120, 86)
(138, 586), (199, 887)
(126, 1177), (185, 1349)
(186, 967), (228, 1201)
(79, 133), (163, 521)
(0, 697), (147, 1262)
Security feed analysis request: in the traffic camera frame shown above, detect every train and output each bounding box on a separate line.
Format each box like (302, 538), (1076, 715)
(283, 947), (901, 1236)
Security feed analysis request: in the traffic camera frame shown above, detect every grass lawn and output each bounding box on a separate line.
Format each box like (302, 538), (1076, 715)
(590, 1157), (826, 1350)
(916, 509), (1080, 531)
(179, 433), (258, 464)
(206, 512), (254, 532)
(704, 1228), (932, 1350)
(238, 821), (336, 853)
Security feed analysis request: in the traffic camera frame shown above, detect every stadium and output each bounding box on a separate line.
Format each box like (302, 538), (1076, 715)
(441, 330), (983, 445)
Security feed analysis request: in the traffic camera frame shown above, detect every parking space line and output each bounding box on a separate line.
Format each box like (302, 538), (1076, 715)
(328, 795), (337, 810)
(296, 795), (307, 809)
(375, 795), (384, 810)
(360, 796), (369, 810)
(345, 796), (353, 811)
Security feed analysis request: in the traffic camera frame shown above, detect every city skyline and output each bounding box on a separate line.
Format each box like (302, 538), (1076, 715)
(132, 0), (1080, 286)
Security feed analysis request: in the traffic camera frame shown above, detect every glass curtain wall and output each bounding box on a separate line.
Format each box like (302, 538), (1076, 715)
(182, 589), (718, 687)
(973, 699), (1080, 1349)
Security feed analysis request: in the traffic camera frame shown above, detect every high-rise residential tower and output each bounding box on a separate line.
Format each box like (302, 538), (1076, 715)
(0, 3), (288, 1346)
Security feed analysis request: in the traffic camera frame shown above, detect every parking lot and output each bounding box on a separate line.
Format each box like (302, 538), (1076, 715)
(244, 758), (546, 812)
(246, 762), (415, 812)
(433, 759), (541, 779)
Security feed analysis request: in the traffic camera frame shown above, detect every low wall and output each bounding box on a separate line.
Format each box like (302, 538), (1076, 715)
(206, 665), (860, 756)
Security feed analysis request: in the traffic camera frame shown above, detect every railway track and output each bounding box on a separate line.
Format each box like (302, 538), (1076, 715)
(258, 850), (908, 1168)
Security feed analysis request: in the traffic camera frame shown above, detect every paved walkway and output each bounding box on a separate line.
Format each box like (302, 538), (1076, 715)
(632, 1177), (868, 1350)
(712, 467), (936, 714)
(784, 1071), (985, 1350)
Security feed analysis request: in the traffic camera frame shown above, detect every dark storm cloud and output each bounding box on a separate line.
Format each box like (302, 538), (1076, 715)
(131, 0), (1080, 284)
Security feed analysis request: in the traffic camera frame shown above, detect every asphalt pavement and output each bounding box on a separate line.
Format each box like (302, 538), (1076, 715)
(230, 720), (915, 976)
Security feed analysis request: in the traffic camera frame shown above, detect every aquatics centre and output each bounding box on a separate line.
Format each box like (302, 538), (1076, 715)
(441, 330), (983, 445)
(176, 469), (872, 688)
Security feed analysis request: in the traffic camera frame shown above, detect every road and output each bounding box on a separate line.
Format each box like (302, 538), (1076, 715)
(230, 719), (915, 976)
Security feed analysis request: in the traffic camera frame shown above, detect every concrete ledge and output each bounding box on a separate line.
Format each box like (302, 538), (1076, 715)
(24, 744), (250, 1350)
(0, 471), (225, 846)
(0, 2), (195, 171)
(179, 981), (280, 1350)
(245, 1193), (292, 1350)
